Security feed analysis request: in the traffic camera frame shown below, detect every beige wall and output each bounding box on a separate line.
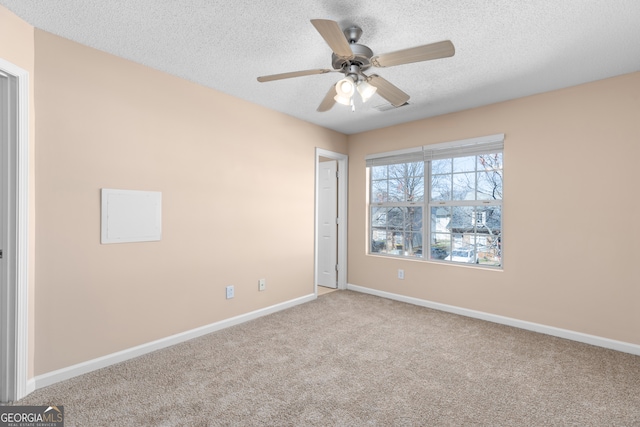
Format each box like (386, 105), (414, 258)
(0, 5), (36, 379)
(348, 72), (640, 345)
(33, 30), (346, 374)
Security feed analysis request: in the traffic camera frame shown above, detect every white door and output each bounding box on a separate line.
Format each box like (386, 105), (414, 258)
(317, 160), (338, 288)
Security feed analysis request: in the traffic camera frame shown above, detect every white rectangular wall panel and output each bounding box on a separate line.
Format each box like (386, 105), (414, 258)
(101, 189), (162, 244)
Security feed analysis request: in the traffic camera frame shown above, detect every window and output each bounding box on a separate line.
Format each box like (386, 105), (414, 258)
(367, 134), (503, 268)
(370, 159), (424, 257)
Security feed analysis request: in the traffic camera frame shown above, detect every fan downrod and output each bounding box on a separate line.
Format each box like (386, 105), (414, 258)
(343, 26), (363, 43)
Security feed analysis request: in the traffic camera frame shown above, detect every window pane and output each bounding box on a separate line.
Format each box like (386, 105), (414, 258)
(477, 169), (503, 200)
(452, 173), (476, 200)
(390, 232), (405, 254)
(431, 174), (451, 201)
(387, 207), (423, 233)
(388, 178), (404, 202)
(388, 163), (405, 179)
(432, 158), (451, 174)
(386, 232), (423, 258)
(371, 229), (391, 253)
(477, 236), (501, 266)
(406, 233), (422, 257)
(430, 206), (451, 233)
(371, 206), (387, 227)
(452, 233), (475, 252)
(430, 233), (450, 260)
(407, 176), (424, 202)
(409, 161), (425, 177)
(450, 206), (475, 233)
(371, 180), (388, 203)
(387, 162), (425, 202)
(478, 153), (502, 171)
(477, 153), (503, 200)
(447, 233), (477, 263)
(371, 165), (387, 180)
(453, 156), (476, 173)
(408, 206), (422, 230)
(479, 206), (501, 236)
(476, 206), (501, 266)
(388, 207), (404, 229)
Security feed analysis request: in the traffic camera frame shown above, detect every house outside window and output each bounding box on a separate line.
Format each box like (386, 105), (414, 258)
(366, 134), (504, 268)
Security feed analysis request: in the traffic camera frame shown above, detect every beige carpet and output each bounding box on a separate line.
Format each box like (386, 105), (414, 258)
(16, 291), (640, 426)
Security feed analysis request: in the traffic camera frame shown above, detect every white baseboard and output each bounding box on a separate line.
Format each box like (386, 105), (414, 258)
(347, 284), (640, 356)
(25, 378), (36, 396)
(34, 293), (317, 390)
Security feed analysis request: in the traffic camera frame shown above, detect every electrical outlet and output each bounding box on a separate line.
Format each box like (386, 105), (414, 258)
(226, 285), (234, 299)
(258, 278), (266, 291)
(398, 269), (405, 280)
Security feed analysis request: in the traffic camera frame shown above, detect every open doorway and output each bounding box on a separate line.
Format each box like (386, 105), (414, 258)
(0, 58), (30, 402)
(314, 149), (347, 294)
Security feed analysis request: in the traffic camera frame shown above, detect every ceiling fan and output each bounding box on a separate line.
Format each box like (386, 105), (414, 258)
(257, 19), (455, 112)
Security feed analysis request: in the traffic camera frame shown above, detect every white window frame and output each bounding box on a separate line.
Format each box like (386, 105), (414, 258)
(366, 134), (504, 269)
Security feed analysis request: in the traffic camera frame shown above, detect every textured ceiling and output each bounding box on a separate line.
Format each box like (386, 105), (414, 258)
(2, 0), (640, 134)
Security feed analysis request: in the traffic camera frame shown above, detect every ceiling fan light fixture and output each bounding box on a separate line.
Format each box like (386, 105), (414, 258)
(334, 93), (352, 106)
(334, 77), (357, 106)
(357, 80), (377, 102)
(335, 78), (355, 97)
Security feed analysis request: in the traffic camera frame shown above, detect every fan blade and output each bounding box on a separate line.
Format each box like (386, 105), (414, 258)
(367, 75), (410, 107)
(310, 19), (354, 60)
(257, 68), (333, 83)
(317, 84), (337, 112)
(371, 40), (455, 68)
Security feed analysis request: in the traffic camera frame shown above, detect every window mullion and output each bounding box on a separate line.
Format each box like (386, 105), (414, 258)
(425, 160), (431, 262)
(431, 199), (501, 207)
(373, 202), (422, 208)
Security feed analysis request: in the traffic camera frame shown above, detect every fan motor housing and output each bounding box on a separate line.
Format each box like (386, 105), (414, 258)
(332, 43), (374, 72)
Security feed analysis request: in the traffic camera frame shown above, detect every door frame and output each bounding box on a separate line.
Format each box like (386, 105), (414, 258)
(314, 148), (348, 292)
(0, 58), (30, 402)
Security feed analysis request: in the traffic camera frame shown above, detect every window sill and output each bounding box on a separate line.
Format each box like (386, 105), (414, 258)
(366, 252), (503, 271)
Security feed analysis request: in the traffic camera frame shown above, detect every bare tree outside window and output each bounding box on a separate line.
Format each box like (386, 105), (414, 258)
(371, 162), (424, 257)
